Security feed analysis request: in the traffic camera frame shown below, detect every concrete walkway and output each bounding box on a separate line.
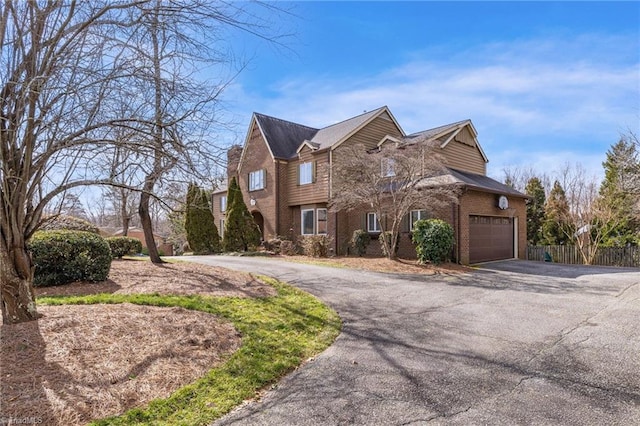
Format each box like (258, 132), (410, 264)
(184, 256), (640, 425)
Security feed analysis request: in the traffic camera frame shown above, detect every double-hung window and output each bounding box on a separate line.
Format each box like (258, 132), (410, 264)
(299, 162), (314, 185)
(410, 210), (428, 230)
(367, 212), (381, 233)
(249, 169), (265, 191)
(219, 219), (225, 237)
(220, 195), (227, 212)
(381, 158), (396, 177)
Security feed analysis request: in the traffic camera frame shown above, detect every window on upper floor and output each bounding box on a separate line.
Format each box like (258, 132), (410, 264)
(220, 195), (227, 212)
(298, 162), (314, 185)
(410, 210), (428, 231)
(367, 212), (381, 233)
(249, 169), (265, 191)
(381, 158), (396, 177)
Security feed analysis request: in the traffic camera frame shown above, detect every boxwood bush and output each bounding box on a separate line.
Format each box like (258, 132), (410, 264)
(106, 236), (143, 258)
(28, 230), (112, 287)
(412, 219), (454, 264)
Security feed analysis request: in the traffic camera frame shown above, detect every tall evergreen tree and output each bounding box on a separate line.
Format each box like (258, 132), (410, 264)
(525, 177), (546, 245)
(542, 180), (571, 245)
(599, 138), (639, 246)
(185, 183), (221, 254)
(222, 177), (261, 252)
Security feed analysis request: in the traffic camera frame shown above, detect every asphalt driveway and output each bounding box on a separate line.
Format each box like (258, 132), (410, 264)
(184, 256), (640, 425)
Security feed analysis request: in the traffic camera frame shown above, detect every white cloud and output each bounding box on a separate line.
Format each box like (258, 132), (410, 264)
(228, 33), (639, 178)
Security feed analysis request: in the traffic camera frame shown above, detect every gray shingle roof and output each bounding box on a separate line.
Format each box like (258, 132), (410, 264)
(310, 107), (388, 150)
(253, 107), (391, 158)
(415, 167), (527, 198)
(254, 113), (318, 159)
(404, 119), (471, 142)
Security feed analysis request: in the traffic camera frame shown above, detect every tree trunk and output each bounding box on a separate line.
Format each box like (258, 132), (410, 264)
(139, 186), (163, 264)
(0, 243), (39, 324)
(121, 189), (130, 236)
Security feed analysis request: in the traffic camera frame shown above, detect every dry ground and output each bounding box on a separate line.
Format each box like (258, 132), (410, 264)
(276, 255), (470, 275)
(1, 260), (274, 426)
(1, 256), (463, 425)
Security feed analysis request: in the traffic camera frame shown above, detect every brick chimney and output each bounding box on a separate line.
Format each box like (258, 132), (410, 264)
(227, 144), (243, 179)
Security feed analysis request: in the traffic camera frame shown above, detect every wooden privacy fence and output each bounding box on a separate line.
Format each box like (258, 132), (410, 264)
(527, 245), (640, 267)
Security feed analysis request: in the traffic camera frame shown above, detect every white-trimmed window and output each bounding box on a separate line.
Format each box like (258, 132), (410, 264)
(249, 169), (265, 191)
(381, 158), (396, 177)
(317, 208), (327, 234)
(299, 162), (314, 185)
(301, 209), (315, 235)
(219, 219), (225, 237)
(367, 212), (381, 233)
(220, 195), (227, 212)
(410, 210), (428, 231)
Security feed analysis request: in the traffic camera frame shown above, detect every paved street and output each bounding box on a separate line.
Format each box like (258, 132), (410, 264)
(184, 256), (640, 425)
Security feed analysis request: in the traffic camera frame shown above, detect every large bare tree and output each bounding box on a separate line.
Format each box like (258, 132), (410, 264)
(330, 139), (458, 259)
(0, 0), (289, 323)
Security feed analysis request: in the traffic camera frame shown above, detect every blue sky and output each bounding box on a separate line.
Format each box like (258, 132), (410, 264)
(222, 1), (639, 182)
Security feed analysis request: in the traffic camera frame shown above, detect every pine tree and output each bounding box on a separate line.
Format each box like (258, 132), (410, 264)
(525, 177), (546, 245)
(222, 177), (261, 252)
(185, 183), (221, 254)
(542, 180), (571, 245)
(599, 138), (639, 246)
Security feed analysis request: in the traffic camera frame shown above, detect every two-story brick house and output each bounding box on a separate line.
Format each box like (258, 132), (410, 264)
(212, 106), (527, 264)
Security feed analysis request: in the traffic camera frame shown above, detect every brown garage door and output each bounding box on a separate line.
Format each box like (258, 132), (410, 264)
(469, 216), (514, 263)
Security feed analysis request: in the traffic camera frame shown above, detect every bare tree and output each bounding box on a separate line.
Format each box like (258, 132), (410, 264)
(554, 163), (622, 264)
(0, 0), (290, 323)
(330, 139), (458, 259)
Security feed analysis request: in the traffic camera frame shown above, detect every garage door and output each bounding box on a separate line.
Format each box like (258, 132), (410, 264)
(469, 216), (514, 263)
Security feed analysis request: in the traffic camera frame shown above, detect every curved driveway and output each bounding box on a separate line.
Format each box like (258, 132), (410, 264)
(185, 256), (640, 425)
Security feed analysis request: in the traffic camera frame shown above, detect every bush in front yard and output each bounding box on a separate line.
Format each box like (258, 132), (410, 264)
(280, 240), (298, 256)
(412, 219), (454, 264)
(350, 229), (370, 256)
(106, 236), (143, 258)
(300, 235), (333, 257)
(28, 230), (112, 286)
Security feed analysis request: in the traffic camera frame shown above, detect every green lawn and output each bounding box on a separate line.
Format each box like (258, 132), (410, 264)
(38, 276), (341, 425)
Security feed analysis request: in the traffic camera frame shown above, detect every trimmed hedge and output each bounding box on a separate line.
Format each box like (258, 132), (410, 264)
(106, 236), (143, 258)
(412, 219), (454, 264)
(28, 230), (112, 287)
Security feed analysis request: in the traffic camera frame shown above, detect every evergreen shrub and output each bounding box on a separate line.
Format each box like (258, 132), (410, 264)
(28, 230), (111, 286)
(412, 219), (454, 264)
(106, 236), (143, 258)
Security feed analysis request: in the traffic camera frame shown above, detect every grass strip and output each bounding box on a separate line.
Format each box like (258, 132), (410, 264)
(37, 276), (341, 426)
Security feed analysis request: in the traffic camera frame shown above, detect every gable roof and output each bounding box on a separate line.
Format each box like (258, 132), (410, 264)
(253, 113), (318, 159)
(404, 119), (488, 163)
(246, 106), (404, 161)
(310, 106), (404, 150)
